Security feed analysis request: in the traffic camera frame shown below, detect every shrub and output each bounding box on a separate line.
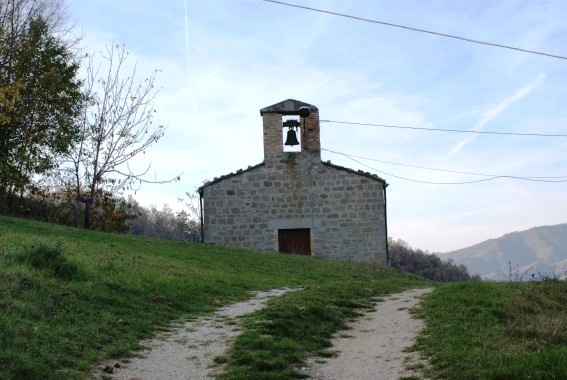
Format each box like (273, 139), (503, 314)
(389, 238), (471, 282)
(12, 241), (80, 280)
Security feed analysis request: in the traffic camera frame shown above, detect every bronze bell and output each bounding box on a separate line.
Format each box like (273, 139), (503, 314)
(284, 129), (300, 146)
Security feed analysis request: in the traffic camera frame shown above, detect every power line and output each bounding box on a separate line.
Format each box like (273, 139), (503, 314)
(263, 0), (567, 61)
(322, 148), (567, 179)
(320, 119), (567, 137)
(323, 148), (567, 184)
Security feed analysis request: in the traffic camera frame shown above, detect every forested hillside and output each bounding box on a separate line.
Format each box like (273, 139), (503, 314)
(389, 238), (474, 281)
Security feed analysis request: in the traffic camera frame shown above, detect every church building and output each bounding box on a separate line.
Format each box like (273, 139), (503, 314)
(198, 99), (388, 264)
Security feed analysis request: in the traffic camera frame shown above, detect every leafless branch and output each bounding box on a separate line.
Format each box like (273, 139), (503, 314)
(61, 44), (181, 228)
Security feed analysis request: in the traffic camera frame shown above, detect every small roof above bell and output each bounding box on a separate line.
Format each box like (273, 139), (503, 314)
(260, 99), (318, 116)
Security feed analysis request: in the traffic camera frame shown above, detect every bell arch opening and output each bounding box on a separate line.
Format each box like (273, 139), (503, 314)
(282, 117), (301, 152)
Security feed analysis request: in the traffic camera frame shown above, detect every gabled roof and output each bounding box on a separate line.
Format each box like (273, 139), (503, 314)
(260, 99), (319, 115)
(322, 161), (388, 186)
(198, 162), (264, 195)
(198, 160), (387, 196)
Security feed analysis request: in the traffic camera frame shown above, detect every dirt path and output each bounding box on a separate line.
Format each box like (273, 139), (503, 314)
(96, 287), (432, 380)
(303, 287), (433, 380)
(96, 288), (296, 380)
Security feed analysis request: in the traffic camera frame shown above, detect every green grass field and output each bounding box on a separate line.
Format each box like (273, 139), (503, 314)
(413, 281), (567, 380)
(1, 215), (566, 379)
(0, 215), (426, 379)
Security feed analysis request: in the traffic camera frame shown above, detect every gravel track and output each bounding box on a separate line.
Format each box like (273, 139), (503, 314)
(96, 288), (295, 380)
(95, 287), (432, 380)
(303, 287), (433, 380)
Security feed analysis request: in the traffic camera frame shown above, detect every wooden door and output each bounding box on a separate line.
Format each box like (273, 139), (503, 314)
(278, 229), (311, 255)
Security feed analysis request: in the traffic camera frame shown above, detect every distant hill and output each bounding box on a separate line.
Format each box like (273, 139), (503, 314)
(442, 223), (567, 280)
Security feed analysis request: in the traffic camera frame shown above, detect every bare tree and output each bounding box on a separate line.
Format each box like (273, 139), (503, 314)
(0, 0), (69, 40)
(65, 44), (180, 228)
(178, 190), (200, 221)
(178, 190), (203, 241)
(126, 201), (199, 241)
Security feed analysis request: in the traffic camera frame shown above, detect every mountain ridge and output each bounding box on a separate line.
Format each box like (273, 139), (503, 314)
(442, 223), (567, 280)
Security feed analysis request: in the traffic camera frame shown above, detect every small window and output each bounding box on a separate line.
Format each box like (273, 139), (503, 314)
(278, 228), (311, 255)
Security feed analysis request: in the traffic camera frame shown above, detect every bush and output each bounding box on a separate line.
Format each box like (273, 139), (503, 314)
(12, 241), (80, 280)
(389, 238), (471, 282)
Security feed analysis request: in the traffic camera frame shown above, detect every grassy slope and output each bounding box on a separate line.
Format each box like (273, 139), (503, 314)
(4, 216), (564, 379)
(0, 215), (427, 379)
(414, 281), (567, 380)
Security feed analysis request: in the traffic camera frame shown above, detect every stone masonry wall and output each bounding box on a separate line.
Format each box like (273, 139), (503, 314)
(202, 99), (387, 264)
(263, 109), (320, 165)
(202, 155), (387, 264)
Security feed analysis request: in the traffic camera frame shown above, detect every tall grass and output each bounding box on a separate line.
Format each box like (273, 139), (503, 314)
(0, 215), (427, 379)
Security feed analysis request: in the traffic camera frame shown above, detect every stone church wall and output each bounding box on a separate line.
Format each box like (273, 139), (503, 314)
(200, 99), (387, 264)
(202, 155), (387, 264)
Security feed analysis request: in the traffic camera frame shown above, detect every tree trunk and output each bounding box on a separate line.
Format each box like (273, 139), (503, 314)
(72, 200), (80, 228)
(84, 199), (92, 229)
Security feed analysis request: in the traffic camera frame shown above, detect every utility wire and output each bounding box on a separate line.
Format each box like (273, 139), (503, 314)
(323, 148), (567, 184)
(322, 148), (567, 179)
(321, 119), (567, 137)
(263, 0), (567, 61)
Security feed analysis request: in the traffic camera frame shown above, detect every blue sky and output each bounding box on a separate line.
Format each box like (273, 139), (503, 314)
(67, 0), (567, 253)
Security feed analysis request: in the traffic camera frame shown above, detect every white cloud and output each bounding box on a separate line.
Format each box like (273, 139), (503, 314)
(448, 73), (546, 157)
